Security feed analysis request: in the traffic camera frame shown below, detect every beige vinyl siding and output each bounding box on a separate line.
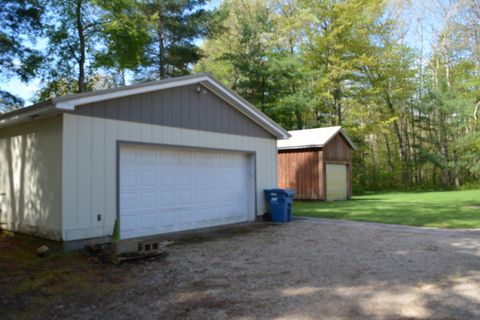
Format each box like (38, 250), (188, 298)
(62, 113), (277, 241)
(0, 116), (62, 240)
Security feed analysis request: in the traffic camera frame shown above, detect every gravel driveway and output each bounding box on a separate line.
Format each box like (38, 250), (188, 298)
(61, 219), (480, 320)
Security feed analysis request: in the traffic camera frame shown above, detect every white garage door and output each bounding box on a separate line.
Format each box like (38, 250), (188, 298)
(326, 164), (348, 201)
(119, 144), (252, 239)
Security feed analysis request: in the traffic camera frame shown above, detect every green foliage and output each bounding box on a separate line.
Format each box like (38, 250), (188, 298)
(95, 0), (151, 74)
(0, 90), (25, 113)
(3, 0), (480, 191)
(112, 219), (120, 242)
(0, 0), (43, 111)
(38, 0), (105, 96)
(0, 0), (43, 81)
(455, 132), (480, 176)
(132, 0), (211, 80)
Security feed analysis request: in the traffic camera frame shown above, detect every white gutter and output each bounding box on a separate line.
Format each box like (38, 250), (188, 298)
(0, 104), (56, 129)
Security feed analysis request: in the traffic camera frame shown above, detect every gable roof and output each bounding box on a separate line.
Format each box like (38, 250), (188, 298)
(277, 126), (356, 150)
(0, 73), (290, 139)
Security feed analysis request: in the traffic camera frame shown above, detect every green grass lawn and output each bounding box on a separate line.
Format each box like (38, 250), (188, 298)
(293, 189), (480, 228)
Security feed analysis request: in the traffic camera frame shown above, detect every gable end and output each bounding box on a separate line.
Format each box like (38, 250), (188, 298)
(70, 84), (274, 139)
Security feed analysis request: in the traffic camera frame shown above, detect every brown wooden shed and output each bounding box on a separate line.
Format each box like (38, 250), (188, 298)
(277, 126), (355, 201)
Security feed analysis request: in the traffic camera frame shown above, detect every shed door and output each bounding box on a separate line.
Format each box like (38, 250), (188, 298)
(119, 144), (252, 239)
(326, 164), (348, 201)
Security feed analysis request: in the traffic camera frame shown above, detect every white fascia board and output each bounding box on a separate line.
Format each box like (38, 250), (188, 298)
(278, 144), (325, 150)
(54, 76), (211, 110)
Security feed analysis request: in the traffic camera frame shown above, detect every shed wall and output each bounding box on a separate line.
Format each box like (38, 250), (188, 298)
(0, 116), (62, 240)
(323, 134), (353, 162)
(278, 149), (324, 200)
(62, 114), (278, 241)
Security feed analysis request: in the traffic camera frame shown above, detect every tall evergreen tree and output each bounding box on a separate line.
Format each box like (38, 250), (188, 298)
(133, 0), (211, 80)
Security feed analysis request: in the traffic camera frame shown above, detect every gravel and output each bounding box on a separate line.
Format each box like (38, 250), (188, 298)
(51, 219), (480, 320)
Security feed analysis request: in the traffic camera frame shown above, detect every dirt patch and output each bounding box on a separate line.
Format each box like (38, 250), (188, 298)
(0, 232), (133, 320)
(3, 221), (480, 319)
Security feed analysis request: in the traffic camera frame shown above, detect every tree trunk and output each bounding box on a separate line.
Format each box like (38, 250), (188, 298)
(157, 2), (166, 79)
(384, 133), (394, 173)
(76, 0), (87, 93)
(384, 92), (409, 187)
(474, 101), (480, 132)
(453, 150), (460, 189)
(438, 109), (450, 187)
(403, 119), (412, 187)
(333, 88), (342, 125)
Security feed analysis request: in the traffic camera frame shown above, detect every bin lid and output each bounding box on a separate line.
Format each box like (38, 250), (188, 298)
(285, 189), (296, 196)
(265, 188), (296, 197)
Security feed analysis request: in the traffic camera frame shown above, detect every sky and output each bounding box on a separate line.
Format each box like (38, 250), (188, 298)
(3, 0), (444, 106)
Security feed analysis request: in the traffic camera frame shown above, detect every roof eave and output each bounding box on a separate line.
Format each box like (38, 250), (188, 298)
(278, 144), (324, 150)
(0, 103), (58, 130)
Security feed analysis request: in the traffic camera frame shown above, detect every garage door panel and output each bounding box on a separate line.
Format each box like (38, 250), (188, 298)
(177, 150), (192, 166)
(121, 148), (137, 164)
(192, 152), (208, 166)
(139, 148), (157, 164)
(139, 192), (156, 209)
(193, 171), (210, 184)
(192, 191), (210, 204)
(120, 192), (137, 210)
(158, 191), (176, 207)
(156, 211), (175, 227)
(177, 171), (192, 185)
(120, 215), (136, 233)
(121, 170), (137, 188)
(139, 212), (156, 230)
(158, 150), (176, 166)
(139, 171), (156, 187)
(158, 171), (176, 185)
(119, 145), (251, 239)
(176, 209), (192, 227)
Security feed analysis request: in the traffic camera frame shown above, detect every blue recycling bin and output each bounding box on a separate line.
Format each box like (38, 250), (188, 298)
(264, 189), (296, 222)
(284, 189), (296, 221)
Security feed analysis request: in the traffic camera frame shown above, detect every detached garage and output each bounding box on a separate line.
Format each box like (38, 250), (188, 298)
(277, 127), (355, 201)
(0, 74), (289, 244)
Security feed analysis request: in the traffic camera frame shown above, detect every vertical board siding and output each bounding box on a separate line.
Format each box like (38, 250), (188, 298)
(0, 116), (63, 240)
(323, 134), (353, 162)
(62, 113), (277, 241)
(71, 84), (274, 139)
(278, 149), (322, 200)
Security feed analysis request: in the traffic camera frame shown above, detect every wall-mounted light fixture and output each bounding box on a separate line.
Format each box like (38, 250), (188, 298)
(196, 86), (208, 95)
